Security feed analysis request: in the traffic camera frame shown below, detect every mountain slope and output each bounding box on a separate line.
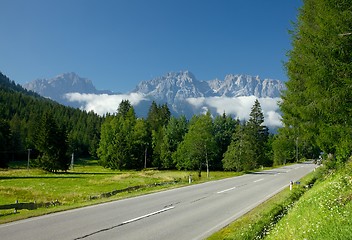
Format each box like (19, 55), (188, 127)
(133, 71), (284, 100)
(23, 72), (112, 107)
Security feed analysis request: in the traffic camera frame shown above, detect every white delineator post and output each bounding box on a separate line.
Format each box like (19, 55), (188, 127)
(290, 180), (293, 191)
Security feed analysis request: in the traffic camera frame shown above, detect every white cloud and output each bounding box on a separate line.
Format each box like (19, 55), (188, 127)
(64, 92), (283, 128)
(65, 92), (146, 115)
(186, 96), (282, 128)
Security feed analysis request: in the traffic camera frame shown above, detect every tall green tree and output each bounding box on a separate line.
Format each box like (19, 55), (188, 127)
(279, 0), (352, 163)
(147, 101), (171, 168)
(117, 99), (133, 118)
(223, 100), (269, 171)
(0, 120), (11, 167)
(98, 101), (148, 169)
(247, 99), (270, 167)
(223, 123), (255, 171)
(174, 112), (217, 177)
(35, 111), (69, 172)
(213, 113), (239, 169)
(160, 116), (188, 169)
(131, 118), (150, 169)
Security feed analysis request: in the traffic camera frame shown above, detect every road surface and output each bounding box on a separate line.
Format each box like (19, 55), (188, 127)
(0, 162), (316, 240)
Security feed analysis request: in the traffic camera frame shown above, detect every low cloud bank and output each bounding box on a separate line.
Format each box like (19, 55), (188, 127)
(65, 92), (146, 115)
(187, 96), (282, 127)
(65, 93), (282, 127)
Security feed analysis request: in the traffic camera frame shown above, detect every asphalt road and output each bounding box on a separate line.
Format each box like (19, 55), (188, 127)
(0, 162), (317, 240)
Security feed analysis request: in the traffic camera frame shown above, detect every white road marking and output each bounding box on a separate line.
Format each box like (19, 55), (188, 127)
(74, 206), (175, 239)
(253, 178), (264, 183)
(122, 206), (175, 224)
(217, 186), (236, 194)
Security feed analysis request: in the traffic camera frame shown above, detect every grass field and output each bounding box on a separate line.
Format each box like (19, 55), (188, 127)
(0, 159), (240, 224)
(265, 161), (352, 239)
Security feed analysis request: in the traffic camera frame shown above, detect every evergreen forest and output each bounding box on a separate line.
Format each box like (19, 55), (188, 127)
(0, 72), (102, 170)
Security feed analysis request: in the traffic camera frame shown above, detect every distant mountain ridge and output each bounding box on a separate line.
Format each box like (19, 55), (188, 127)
(23, 72), (113, 108)
(131, 71), (285, 116)
(133, 71), (284, 99)
(23, 71), (286, 121)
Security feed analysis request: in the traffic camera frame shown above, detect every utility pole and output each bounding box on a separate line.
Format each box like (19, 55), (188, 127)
(338, 32), (352, 37)
(27, 149), (31, 170)
(71, 153), (74, 170)
(205, 144), (209, 178)
(144, 147), (147, 169)
(296, 137), (299, 162)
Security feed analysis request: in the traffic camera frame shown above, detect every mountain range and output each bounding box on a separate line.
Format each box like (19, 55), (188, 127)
(23, 72), (113, 108)
(23, 71), (286, 126)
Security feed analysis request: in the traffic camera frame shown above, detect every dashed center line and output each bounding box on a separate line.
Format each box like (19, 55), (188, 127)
(253, 178), (264, 183)
(74, 206), (175, 239)
(217, 186), (236, 194)
(121, 206), (175, 224)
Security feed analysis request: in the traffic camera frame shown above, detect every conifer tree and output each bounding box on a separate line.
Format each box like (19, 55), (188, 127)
(223, 100), (269, 171)
(35, 111), (69, 172)
(278, 0), (352, 163)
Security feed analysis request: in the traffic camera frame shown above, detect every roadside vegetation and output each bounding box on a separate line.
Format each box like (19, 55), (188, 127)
(265, 159), (352, 239)
(207, 163), (322, 240)
(208, 159), (352, 240)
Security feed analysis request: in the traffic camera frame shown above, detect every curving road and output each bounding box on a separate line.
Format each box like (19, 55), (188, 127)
(0, 162), (316, 240)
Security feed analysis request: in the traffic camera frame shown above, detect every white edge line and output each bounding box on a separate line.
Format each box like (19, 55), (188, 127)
(196, 183), (289, 240)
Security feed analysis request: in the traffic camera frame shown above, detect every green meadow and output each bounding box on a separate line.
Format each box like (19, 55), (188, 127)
(265, 161), (352, 239)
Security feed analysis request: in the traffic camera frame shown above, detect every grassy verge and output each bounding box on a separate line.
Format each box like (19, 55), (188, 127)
(0, 159), (241, 224)
(207, 165), (322, 240)
(265, 161), (352, 239)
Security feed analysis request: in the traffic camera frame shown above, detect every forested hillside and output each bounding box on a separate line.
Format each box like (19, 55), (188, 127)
(0, 72), (102, 168)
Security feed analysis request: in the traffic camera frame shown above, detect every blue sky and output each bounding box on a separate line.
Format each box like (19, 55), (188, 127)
(1, 0), (301, 93)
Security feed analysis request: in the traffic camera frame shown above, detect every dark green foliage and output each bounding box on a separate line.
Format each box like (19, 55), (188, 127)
(117, 99), (133, 119)
(35, 111), (69, 172)
(223, 124), (255, 171)
(160, 116), (188, 169)
(247, 99), (270, 167)
(147, 101), (171, 168)
(0, 71), (103, 168)
(223, 100), (270, 171)
(174, 112), (218, 177)
(0, 119), (11, 167)
(147, 101), (171, 132)
(213, 113), (239, 170)
(98, 101), (149, 169)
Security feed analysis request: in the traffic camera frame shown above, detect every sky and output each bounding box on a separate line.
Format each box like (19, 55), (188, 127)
(1, 0), (302, 93)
